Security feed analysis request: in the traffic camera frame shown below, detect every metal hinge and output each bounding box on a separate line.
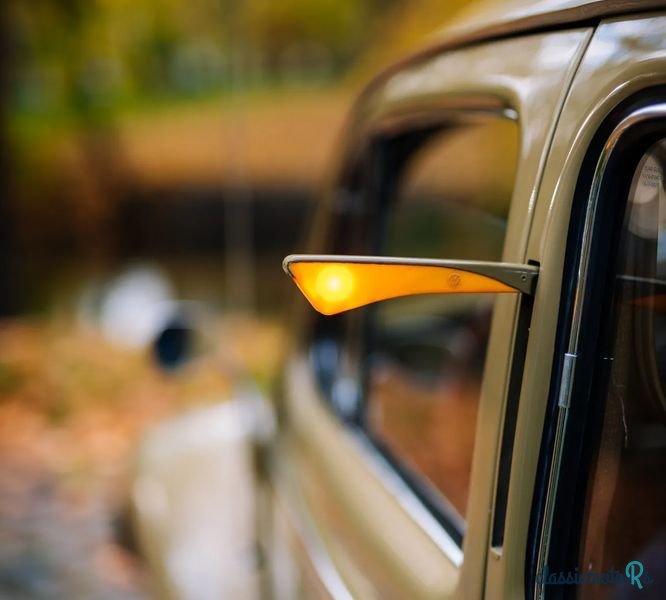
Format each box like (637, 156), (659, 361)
(557, 353), (577, 409)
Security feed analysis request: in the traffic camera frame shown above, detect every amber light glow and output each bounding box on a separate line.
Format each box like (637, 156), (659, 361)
(315, 264), (355, 304)
(286, 258), (518, 315)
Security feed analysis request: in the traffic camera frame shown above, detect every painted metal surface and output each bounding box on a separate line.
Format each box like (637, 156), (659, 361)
(132, 398), (263, 600)
(440, 0), (666, 44)
(360, 1), (666, 104)
(128, 8), (666, 600)
(489, 13), (666, 600)
(277, 27), (592, 600)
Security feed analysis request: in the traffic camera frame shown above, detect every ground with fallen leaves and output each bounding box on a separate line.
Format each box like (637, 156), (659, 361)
(0, 315), (283, 599)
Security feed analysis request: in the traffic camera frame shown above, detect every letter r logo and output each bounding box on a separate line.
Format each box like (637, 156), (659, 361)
(625, 561), (644, 589)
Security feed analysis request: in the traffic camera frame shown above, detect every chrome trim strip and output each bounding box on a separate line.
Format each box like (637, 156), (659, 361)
(365, 98), (516, 139)
(273, 469), (356, 600)
(272, 431), (463, 599)
(617, 273), (666, 286)
(348, 429), (465, 568)
(283, 254), (539, 295)
(534, 103), (666, 600)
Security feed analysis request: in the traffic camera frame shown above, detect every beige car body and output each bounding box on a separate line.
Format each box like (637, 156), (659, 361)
(270, 2), (666, 599)
(131, 2), (666, 599)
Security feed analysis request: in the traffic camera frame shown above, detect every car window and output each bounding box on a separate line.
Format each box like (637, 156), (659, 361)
(362, 117), (519, 526)
(576, 138), (666, 598)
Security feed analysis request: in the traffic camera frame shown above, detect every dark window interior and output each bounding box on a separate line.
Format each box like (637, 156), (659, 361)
(364, 118), (517, 521)
(576, 138), (666, 599)
(307, 113), (520, 531)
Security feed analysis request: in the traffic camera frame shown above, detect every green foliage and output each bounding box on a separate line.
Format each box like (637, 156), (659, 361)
(7, 0), (480, 131)
(352, 0), (476, 78)
(8, 0), (385, 123)
(244, 0), (371, 58)
(9, 0), (229, 121)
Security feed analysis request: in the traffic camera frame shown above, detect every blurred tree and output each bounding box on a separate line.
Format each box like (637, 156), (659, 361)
(244, 0), (376, 76)
(353, 0), (476, 77)
(8, 0), (229, 118)
(0, 0), (17, 315)
(4, 0), (479, 276)
(7, 0), (473, 119)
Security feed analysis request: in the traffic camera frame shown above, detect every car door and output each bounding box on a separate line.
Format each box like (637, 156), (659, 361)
(482, 12), (666, 600)
(272, 26), (594, 600)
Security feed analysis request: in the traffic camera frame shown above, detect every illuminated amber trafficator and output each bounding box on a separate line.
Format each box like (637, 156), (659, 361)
(283, 255), (538, 315)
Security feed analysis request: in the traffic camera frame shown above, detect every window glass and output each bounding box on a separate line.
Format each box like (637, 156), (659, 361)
(364, 117), (519, 522)
(577, 139), (666, 597)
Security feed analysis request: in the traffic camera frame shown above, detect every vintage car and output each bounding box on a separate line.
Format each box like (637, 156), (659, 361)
(134, 1), (666, 599)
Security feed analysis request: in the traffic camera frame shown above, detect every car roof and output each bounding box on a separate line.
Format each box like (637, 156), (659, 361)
(441, 0), (665, 44)
(362, 0), (666, 97)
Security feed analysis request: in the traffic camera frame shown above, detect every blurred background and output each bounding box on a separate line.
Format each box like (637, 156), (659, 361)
(0, 0), (474, 597)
